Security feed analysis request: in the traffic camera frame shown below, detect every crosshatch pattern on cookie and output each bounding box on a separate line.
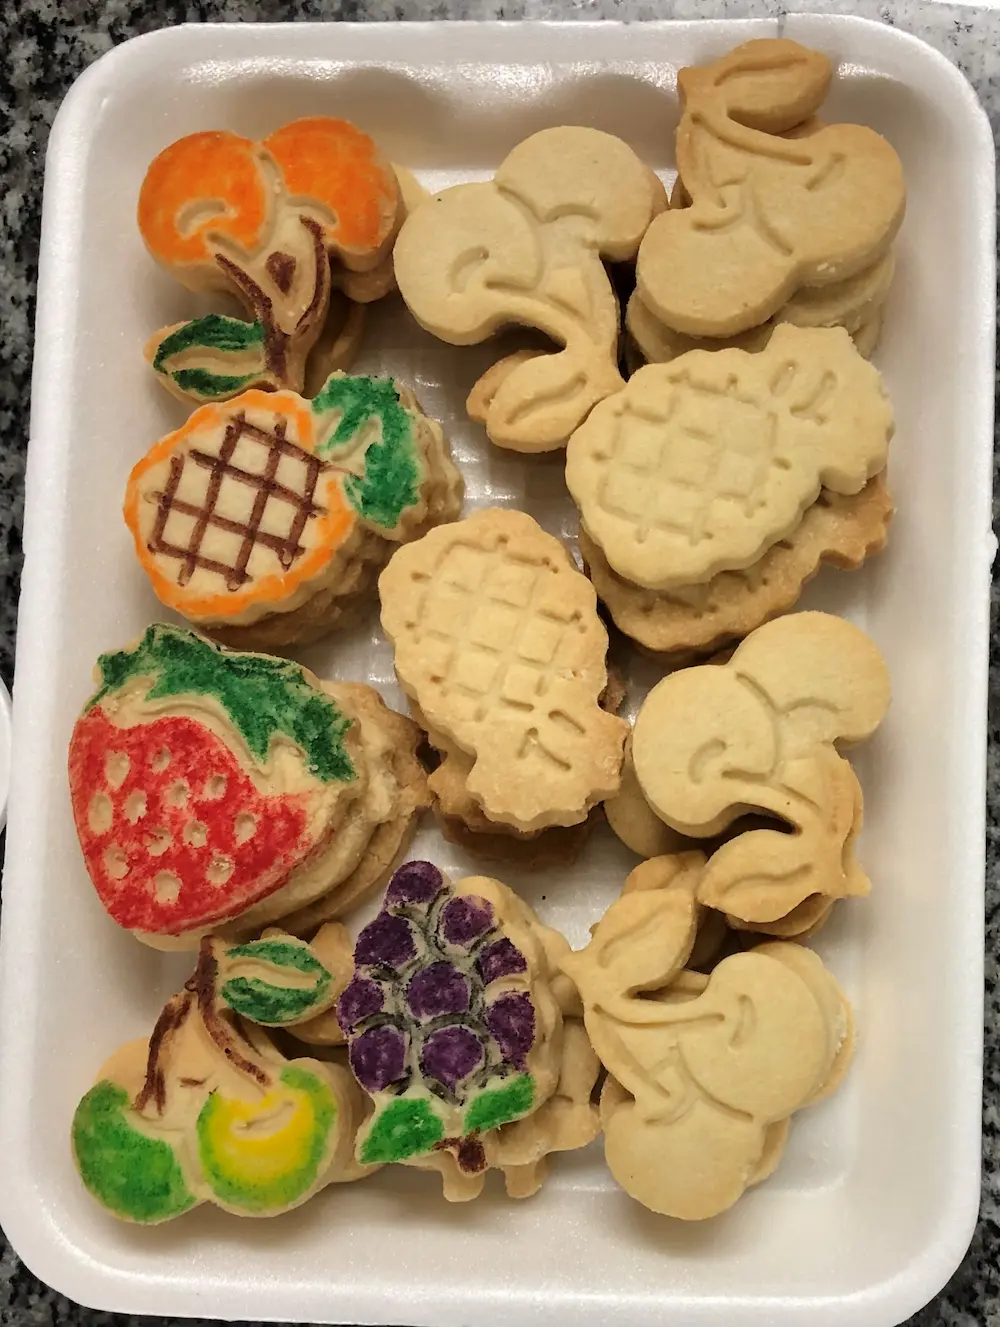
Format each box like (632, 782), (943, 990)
(405, 535), (591, 762)
(149, 411), (327, 592)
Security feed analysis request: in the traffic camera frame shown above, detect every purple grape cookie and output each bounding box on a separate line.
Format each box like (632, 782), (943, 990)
(338, 861), (540, 1170)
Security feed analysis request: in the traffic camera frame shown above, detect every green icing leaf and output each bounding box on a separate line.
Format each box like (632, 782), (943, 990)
(221, 939), (332, 1026)
(312, 374), (420, 531)
(464, 1074), (535, 1134)
(151, 315), (267, 403)
(359, 1096), (444, 1165)
(72, 1080), (196, 1224)
(170, 368), (258, 399)
(152, 314), (265, 369)
(88, 624), (354, 784)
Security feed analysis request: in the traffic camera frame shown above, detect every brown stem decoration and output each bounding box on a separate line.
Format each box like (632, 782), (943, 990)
(214, 214), (330, 387)
(133, 938), (271, 1116)
(435, 1132), (488, 1175)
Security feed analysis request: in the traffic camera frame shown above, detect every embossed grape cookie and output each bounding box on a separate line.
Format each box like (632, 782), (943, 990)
(337, 861), (593, 1198)
(635, 40), (905, 338)
(71, 928), (372, 1223)
(566, 325), (893, 591)
(139, 117), (402, 402)
(125, 371), (462, 649)
(394, 126), (663, 452)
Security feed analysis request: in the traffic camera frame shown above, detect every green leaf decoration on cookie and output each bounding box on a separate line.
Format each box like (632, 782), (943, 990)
(150, 314), (267, 402)
(72, 1080), (197, 1224)
(463, 1074), (535, 1134)
(358, 1096), (445, 1166)
(312, 374), (420, 531)
(221, 938), (333, 1025)
(87, 624), (355, 783)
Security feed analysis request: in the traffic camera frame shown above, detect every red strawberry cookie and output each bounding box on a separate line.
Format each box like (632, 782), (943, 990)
(68, 624), (363, 943)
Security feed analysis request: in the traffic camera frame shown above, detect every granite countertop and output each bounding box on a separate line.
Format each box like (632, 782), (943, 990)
(0, 1), (997, 1324)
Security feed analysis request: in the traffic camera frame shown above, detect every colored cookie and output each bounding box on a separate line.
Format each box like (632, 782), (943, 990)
(636, 40), (905, 337)
(125, 372), (461, 646)
(394, 127), (662, 452)
(71, 929), (372, 1223)
(68, 624), (364, 943)
(337, 862), (567, 1186)
(140, 117), (402, 402)
(565, 324), (893, 591)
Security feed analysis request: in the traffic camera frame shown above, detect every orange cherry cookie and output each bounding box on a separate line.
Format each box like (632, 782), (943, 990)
(138, 118), (403, 403)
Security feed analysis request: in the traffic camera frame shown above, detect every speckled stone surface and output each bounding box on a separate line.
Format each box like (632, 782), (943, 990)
(0, 1), (996, 1324)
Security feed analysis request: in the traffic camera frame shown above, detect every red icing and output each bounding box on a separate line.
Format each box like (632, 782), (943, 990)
(68, 708), (315, 934)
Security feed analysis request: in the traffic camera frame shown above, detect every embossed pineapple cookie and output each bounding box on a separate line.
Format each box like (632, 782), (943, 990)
(634, 40), (905, 356)
(394, 126), (664, 453)
(138, 117), (409, 403)
(336, 861), (600, 1201)
(71, 926), (375, 1223)
(567, 323), (894, 660)
(563, 852), (854, 1219)
(125, 371), (462, 650)
(629, 612), (891, 937)
(378, 508), (628, 851)
(68, 624), (429, 950)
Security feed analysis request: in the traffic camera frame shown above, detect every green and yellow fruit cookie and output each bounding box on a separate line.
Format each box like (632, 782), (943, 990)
(125, 373), (462, 649)
(71, 929), (372, 1223)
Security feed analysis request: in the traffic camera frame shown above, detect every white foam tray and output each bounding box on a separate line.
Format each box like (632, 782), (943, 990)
(0, 16), (994, 1327)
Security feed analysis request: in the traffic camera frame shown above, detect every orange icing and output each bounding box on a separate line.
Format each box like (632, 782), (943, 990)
(124, 389), (356, 620)
(262, 117), (399, 255)
(138, 131), (269, 268)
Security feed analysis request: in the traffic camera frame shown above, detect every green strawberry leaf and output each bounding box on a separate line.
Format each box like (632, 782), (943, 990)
(312, 374), (421, 531)
(359, 1096), (444, 1165)
(463, 1074), (535, 1134)
(221, 939), (333, 1026)
(88, 624), (355, 784)
(150, 314), (267, 403)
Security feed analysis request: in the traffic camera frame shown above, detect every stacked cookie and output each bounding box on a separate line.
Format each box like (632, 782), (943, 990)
(566, 850), (855, 1219)
(627, 40), (905, 370)
(378, 508), (629, 859)
(335, 861), (599, 1201)
(67, 624), (430, 950)
(125, 372), (463, 650)
(567, 324), (894, 660)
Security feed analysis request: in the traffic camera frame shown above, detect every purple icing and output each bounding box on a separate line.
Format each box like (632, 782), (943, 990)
(355, 913), (415, 969)
(476, 938), (527, 985)
(420, 1024), (484, 1092)
(349, 1024), (407, 1093)
(385, 860), (445, 911)
(336, 976), (384, 1032)
(486, 992), (535, 1069)
(406, 962), (470, 1020)
(438, 894), (494, 948)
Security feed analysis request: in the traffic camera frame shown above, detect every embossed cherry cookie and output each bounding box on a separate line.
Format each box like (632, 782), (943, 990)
(139, 118), (402, 402)
(394, 126), (662, 452)
(636, 40), (905, 338)
(68, 623), (365, 944)
(566, 324), (893, 591)
(125, 371), (462, 648)
(71, 928), (372, 1223)
(630, 612), (890, 924)
(337, 861), (589, 1197)
(563, 852), (854, 1219)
